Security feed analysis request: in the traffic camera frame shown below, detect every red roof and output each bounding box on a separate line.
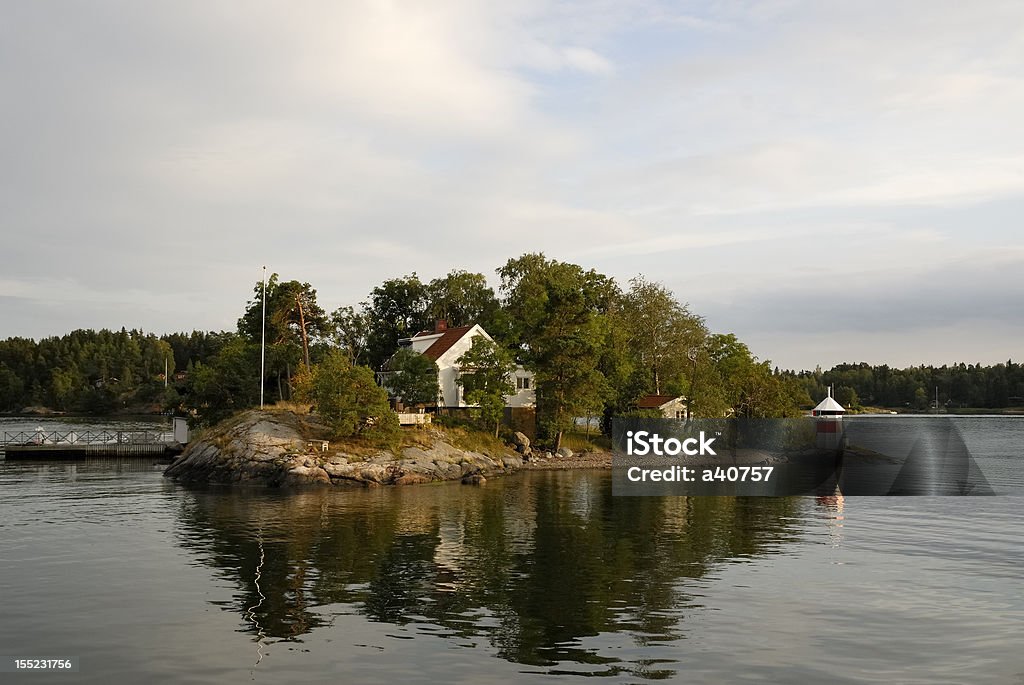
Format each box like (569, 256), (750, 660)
(417, 325), (474, 361)
(636, 394), (683, 409)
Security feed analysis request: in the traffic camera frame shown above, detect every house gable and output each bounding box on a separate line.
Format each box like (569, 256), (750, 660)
(391, 321), (533, 409)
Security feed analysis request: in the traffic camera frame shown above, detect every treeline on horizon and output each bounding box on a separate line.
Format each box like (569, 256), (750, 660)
(1, 253), (1020, 438)
(785, 361), (1024, 411)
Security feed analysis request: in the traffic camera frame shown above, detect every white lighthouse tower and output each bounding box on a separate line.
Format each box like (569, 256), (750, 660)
(812, 387), (846, 450)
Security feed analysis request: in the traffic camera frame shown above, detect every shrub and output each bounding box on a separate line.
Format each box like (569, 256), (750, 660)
(295, 350), (399, 441)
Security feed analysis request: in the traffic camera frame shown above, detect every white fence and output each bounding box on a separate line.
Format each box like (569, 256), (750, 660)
(397, 413), (431, 426)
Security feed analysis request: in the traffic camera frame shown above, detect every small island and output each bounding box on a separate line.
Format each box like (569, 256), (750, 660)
(164, 408), (527, 486)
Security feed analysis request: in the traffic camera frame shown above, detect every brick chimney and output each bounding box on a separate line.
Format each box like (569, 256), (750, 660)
(434, 319), (448, 333)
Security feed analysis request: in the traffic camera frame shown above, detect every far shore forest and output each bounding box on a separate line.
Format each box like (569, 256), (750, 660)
(1, 254), (1022, 447)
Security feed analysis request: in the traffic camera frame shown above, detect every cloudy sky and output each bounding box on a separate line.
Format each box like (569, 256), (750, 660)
(2, 1), (1023, 370)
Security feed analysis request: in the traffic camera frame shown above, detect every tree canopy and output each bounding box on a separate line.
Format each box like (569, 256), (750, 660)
(237, 273), (328, 400)
(294, 349), (398, 442)
(361, 270), (503, 369)
(498, 254), (617, 448)
(386, 348), (440, 408)
(4, 258), (1013, 439)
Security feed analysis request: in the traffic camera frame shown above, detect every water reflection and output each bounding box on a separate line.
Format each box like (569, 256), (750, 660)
(171, 471), (805, 678)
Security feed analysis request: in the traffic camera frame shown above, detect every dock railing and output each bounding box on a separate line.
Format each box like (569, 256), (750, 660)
(1, 429), (177, 458)
(2, 429), (174, 447)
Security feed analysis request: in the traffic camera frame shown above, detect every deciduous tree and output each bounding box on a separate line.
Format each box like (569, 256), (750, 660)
(617, 276), (706, 396)
(295, 349), (399, 441)
(363, 275), (431, 369)
(498, 253), (617, 449)
(238, 274), (328, 398)
(329, 305), (370, 366)
(457, 337), (516, 436)
(386, 348), (440, 408)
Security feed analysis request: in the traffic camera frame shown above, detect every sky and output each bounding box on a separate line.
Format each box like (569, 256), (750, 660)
(2, 1), (1023, 371)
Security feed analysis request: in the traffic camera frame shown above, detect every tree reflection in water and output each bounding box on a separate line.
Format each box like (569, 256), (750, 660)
(172, 470), (803, 678)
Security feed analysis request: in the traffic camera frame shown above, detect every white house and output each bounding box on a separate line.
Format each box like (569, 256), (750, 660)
(635, 394), (689, 419)
(390, 320), (535, 409)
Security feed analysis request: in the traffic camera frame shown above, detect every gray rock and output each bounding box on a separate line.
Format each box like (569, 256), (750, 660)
(502, 454), (524, 469)
(461, 474), (486, 485)
(395, 472), (433, 485)
(283, 465), (330, 485)
(512, 431), (531, 452)
(556, 447), (574, 459)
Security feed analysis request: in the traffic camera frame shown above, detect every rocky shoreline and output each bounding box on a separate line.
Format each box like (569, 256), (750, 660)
(163, 410), (614, 487)
(520, 450), (612, 469)
(163, 410), (530, 487)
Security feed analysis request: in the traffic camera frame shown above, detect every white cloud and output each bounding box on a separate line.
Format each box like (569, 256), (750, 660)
(561, 47), (613, 74)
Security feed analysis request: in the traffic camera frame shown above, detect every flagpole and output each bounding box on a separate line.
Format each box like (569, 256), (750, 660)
(260, 266), (267, 409)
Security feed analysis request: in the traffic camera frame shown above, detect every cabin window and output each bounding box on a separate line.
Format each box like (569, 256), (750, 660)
(517, 376), (531, 390)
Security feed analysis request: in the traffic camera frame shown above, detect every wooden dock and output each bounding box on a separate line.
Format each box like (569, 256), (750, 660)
(1, 430), (184, 460)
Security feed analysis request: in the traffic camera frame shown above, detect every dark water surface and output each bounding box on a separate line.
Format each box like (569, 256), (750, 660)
(1, 417), (1022, 684)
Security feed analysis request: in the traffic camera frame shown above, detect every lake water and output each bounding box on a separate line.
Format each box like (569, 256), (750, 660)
(1, 416), (1022, 684)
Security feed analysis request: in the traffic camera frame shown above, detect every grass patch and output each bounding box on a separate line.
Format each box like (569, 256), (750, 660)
(442, 426), (509, 456)
(398, 427), (438, 449)
(560, 429), (611, 453)
(267, 400), (312, 415)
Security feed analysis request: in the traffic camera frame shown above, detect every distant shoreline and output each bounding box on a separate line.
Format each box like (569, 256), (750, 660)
(846, 406), (1024, 416)
(5, 407), (1024, 420)
(0, 410), (172, 420)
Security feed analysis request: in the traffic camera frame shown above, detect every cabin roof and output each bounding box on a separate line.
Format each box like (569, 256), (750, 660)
(813, 395), (845, 413)
(414, 325), (475, 361)
(636, 394), (685, 409)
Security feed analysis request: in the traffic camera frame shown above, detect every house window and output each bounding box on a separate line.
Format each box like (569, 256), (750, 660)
(517, 376), (531, 390)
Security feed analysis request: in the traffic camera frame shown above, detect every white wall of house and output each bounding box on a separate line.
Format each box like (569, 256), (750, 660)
(434, 324), (488, 407)
(657, 398), (688, 419)
(434, 326), (537, 408)
(505, 369), (535, 408)
(391, 323), (537, 409)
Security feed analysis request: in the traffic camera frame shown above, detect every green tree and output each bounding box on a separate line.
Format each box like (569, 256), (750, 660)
(295, 349), (399, 441)
(834, 385), (860, 409)
(0, 362), (25, 411)
(617, 276), (707, 396)
(913, 386), (929, 410)
(363, 275), (431, 369)
(498, 253), (617, 449)
(329, 305), (370, 365)
(49, 368), (78, 411)
(183, 336), (260, 425)
(426, 270), (503, 333)
(457, 337), (516, 436)
(701, 334), (801, 418)
(386, 348), (440, 408)
(238, 274), (328, 398)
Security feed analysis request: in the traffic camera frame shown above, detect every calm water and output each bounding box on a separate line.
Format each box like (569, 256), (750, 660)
(1, 417), (1022, 684)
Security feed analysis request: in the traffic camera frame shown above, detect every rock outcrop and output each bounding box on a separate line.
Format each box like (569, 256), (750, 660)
(511, 431), (533, 459)
(164, 410), (523, 487)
